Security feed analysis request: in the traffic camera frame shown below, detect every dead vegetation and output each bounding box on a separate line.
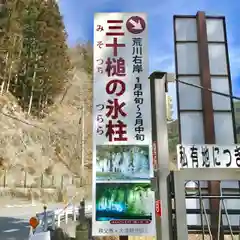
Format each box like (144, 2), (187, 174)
(0, 43), (93, 198)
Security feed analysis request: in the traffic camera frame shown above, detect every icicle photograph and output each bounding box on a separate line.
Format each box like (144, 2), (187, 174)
(96, 145), (150, 180)
(95, 183), (153, 221)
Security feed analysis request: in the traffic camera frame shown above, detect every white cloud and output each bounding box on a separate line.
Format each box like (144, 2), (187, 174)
(150, 54), (174, 72)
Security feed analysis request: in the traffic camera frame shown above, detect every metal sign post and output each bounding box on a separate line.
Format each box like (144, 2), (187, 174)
(149, 71), (172, 240)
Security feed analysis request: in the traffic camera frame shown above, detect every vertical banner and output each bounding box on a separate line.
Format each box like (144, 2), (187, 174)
(93, 13), (155, 236)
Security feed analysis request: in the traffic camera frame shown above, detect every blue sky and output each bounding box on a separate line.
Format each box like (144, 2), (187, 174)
(58, 0), (240, 119)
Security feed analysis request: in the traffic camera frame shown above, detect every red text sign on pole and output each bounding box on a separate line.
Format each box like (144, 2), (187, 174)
(155, 200), (162, 217)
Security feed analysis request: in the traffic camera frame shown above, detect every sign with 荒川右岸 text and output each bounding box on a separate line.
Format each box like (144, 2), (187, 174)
(92, 12), (155, 236)
(177, 144), (240, 169)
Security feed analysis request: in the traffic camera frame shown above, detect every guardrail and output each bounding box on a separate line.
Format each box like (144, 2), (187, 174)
(28, 203), (92, 238)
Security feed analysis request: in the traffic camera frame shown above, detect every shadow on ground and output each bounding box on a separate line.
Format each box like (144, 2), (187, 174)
(0, 217), (74, 240)
(0, 216), (30, 240)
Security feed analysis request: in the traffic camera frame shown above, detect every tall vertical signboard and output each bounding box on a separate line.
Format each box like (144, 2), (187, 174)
(173, 12), (238, 235)
(93, 13), (155, 236)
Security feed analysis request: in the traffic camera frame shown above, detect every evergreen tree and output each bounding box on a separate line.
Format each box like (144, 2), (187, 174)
(36, 0), (71, 112)
(0, 0), (24, 95)
(0, 0), (71, 116)
(18, 0), (71, 115)
(0, 0), (9, 84)
(14, 0), (39, 113)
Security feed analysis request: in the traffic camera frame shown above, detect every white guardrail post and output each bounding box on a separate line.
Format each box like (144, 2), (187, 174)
(28, 196), (93, 238)
(65, 209), (68, 224)
(73, 205), (77, 221)
(57, 213), (61, 227)
(56, 204), (79, 227)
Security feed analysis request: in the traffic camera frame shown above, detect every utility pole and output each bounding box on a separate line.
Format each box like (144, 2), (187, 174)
(73, 70), (85, 176)
(81, 101), (85, 178)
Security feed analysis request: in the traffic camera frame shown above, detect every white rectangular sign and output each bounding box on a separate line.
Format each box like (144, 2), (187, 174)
(92, 12), (155, 236)
(177, 144), (240, 169)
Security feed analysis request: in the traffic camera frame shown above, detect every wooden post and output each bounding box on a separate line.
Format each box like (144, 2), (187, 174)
(80, 177), (83, 187)
(120, 236), (128, 240)
(24, 170), (27, 188)
(51, 175), (54, 187)
(196, 11), (223, 240)
(3, 170), (6, 187)
(61, 175), (64, 189)
(72, 176), (74, 185)
(40, 174), (44, 188)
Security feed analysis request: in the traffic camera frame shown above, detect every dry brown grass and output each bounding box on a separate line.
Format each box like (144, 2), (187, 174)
(0, 69), (92, 181)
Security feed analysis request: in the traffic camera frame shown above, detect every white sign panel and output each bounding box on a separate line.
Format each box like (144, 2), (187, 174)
(177, 144), (240, 169)
(93, 13), (155, 236)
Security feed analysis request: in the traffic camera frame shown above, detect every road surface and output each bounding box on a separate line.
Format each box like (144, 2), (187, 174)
(0, 202), (66, 240)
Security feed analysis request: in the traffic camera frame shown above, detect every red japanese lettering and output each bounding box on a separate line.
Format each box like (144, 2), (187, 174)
(106, 37), (125, 56)
(106, 99), (127, 119)
(106, 120), (127, 142)
(106, 79), (125, 96)
(105, 57), (126, 77)
(106, 20), (124, 36)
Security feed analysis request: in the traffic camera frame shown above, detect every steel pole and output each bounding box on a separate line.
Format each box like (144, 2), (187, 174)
(149, 72), (171, 240)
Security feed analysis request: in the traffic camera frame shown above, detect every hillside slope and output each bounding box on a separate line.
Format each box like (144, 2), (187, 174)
(0, 70), (92, 187)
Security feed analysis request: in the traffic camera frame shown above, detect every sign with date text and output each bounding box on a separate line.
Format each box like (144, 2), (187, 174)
(92, 12), (155, 236)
